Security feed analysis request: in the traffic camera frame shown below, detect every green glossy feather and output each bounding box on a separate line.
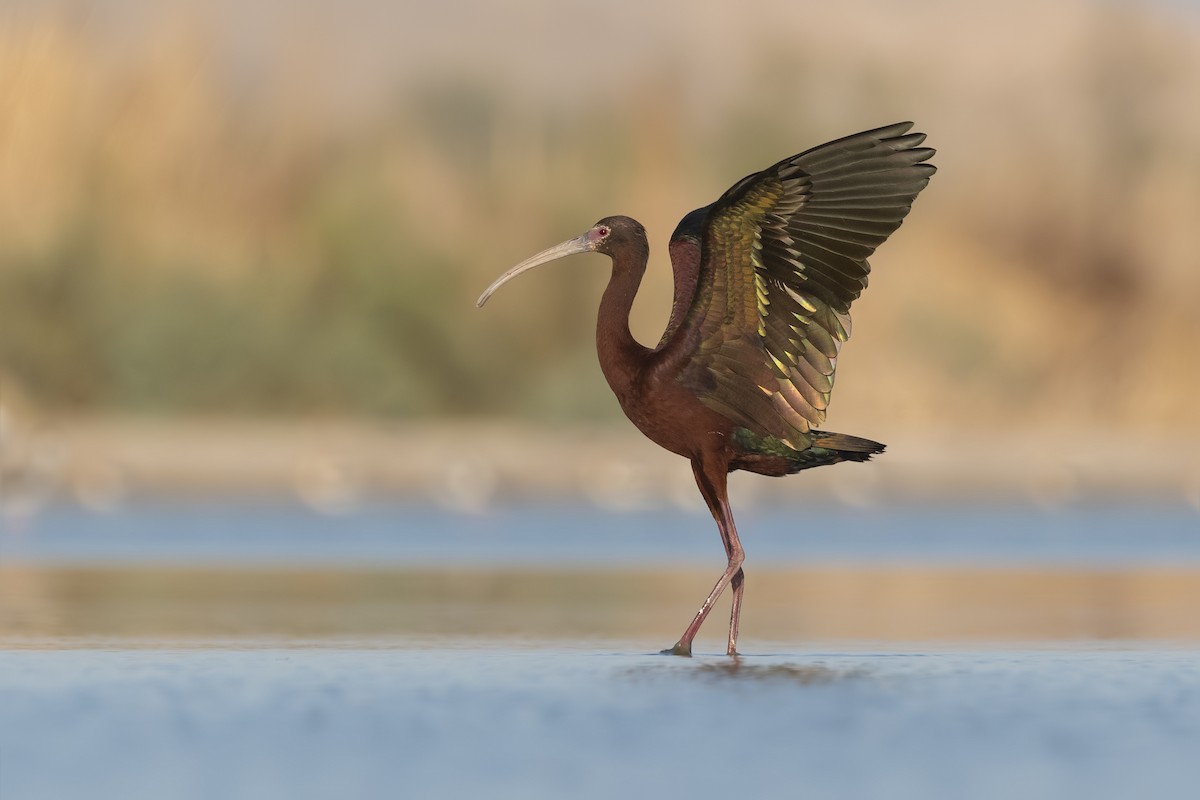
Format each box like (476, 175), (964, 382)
(677, 122), (935, 449)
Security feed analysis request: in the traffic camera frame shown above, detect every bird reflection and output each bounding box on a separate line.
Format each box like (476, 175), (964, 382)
(624, 658), (869, 685)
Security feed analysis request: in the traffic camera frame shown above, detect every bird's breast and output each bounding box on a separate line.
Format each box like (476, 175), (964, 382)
(612, 369), (732, 462)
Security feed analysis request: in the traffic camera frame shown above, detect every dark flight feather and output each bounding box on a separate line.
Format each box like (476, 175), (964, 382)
(672, 122), (936, 448)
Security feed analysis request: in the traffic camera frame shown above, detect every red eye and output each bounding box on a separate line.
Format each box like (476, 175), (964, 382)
(597, 227), (610, 237)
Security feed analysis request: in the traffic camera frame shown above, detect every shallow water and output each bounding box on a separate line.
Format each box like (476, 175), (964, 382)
(3, 502), (1199, 566)
(2, 503), (1200, 798)
(3, 646), (1200, 800)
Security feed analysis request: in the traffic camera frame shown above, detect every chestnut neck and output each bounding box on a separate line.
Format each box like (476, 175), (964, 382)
(596, 239), (651, 399)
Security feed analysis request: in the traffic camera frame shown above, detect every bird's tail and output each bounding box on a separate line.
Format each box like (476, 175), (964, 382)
(812, 431), (886, 460)
(784, 431), (886, 473)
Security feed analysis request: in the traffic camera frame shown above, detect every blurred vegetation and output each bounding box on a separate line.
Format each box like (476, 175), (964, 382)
(0, 1), (1197, 433)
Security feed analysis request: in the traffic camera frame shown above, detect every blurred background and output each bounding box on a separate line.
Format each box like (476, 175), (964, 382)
(2, 0), (1199, 507)
(1, 0), (1199, 647)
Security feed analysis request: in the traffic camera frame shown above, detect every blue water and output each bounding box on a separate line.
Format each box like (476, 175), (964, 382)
(4, 503), (1200, 799)
(2, 647), (1199, 800)
(2, 502), (1198, 566)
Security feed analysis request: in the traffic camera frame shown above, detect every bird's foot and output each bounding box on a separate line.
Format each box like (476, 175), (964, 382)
(660, 641), (693, 657)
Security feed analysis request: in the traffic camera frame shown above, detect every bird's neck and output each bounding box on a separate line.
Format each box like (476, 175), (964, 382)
(596, 245), (650, 399)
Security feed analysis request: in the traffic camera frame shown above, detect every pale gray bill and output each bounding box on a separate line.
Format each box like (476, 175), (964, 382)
(476, 233), (592, 308)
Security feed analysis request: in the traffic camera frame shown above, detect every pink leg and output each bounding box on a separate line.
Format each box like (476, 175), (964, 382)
(663, 456), (744, 657)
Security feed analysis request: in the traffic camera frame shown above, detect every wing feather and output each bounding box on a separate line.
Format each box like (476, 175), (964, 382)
(673, 122), (935, 444)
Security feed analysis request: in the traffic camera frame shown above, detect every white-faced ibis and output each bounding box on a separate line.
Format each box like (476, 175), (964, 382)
(477, 122), (935, 656)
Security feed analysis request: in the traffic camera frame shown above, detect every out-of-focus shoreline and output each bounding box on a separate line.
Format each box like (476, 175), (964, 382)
(3, 419), (1196, 513)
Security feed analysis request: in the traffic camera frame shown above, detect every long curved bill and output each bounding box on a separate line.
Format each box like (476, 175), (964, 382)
(476, 233), (592, 308)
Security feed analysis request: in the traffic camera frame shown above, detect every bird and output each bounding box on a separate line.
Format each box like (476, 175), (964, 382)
(477, 122), (935, 656)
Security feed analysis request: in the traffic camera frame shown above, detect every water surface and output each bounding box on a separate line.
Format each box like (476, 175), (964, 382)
(3, 503), (1199, 799)
(3, 646), (1199, 800)
(3, 502), (1198, 567)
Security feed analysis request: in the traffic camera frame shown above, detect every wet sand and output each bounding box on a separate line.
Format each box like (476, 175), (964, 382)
(5, 564), (1200, 646)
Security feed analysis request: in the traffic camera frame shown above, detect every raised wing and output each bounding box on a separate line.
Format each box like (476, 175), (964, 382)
(674, 122), (935, 448)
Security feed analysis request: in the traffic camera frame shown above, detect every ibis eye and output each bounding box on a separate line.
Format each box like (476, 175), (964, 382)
(597, 226), (610, 237)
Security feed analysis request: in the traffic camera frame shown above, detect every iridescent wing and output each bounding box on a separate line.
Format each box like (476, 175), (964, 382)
(674, 122), (935, 447)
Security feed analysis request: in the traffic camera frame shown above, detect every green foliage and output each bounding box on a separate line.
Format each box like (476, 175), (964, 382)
(0, 115), (625, 418)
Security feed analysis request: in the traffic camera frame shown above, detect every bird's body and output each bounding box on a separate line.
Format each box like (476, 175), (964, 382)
(478, 123), (935, 656)
(592, 232), (871, 478)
